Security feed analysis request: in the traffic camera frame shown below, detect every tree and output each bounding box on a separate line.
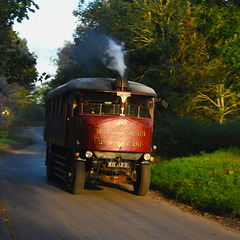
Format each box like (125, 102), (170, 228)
(172, 0), (240, 122)
(190, 83), (240, 123)
(54, 0), (240, 123)
(58, 0), (188, 90)
(1, 31), (38, 86)
(0, 0), (39, 26)
(0, 33), (38, 133)
(0, 0), (39, 132)
(0, 0), (39, 85)
(0, 81), (32, 137)
(192, 0), (240, 91)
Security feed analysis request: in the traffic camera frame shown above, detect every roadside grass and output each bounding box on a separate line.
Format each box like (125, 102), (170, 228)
(151, 148), (240, 219)
(0, 128), (33, 152)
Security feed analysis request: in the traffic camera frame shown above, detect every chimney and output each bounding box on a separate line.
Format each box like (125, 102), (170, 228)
(114, 76), (129, 91)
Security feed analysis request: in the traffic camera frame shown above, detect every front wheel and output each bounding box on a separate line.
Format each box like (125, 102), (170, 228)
(133, 164), (151, 196)
(72, 161), (85, 195)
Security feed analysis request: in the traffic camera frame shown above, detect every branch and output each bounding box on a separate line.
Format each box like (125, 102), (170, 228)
(191, 84), (219, 108)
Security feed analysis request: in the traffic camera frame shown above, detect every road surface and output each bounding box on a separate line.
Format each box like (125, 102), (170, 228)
(0, 127), (239, 240)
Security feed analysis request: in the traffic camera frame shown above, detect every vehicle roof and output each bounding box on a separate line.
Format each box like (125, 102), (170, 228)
(46, 78), (157, 100)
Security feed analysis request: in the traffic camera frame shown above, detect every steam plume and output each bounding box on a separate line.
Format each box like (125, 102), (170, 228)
(102, 37), (126, 78)
(76, 31), (127, 77)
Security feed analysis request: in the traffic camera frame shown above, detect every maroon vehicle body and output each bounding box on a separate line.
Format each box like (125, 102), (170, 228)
(44, 77), (156, 195)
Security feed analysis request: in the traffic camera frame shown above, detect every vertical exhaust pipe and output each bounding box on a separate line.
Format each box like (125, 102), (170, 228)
(114, 76), (131, 116)
(114, 76), (129, 91)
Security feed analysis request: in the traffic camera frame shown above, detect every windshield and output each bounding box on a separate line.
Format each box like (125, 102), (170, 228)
(78, 92), (154, 119)
(125, 95), (154, 118)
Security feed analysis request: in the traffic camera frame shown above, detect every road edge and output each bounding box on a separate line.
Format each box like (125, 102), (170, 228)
(0, 127), (33, 240)
(0, 215), (11, 240)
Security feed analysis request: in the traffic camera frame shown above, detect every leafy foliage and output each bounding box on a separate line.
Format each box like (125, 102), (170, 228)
(0, 0), (39, 132)
(0, 0), (38, 85)
(0, 82), (32, 136)
(51, 0), (240, 123)
(0, 0), (39, 25)
(1, 32), (38, 86)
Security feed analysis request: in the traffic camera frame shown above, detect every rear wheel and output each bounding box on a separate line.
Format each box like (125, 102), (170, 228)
(72, 161), (85, 195)
(133, 164), (151, 196)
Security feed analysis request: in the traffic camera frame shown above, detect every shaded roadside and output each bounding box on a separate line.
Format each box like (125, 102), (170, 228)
(0, 127), (34, 240)
(0, 127), (34, 156)
(0, 202), (11, 240)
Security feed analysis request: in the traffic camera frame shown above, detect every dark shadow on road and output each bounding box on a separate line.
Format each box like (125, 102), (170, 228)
(46, 177), (134, 195)
(94, 181), (134, 195)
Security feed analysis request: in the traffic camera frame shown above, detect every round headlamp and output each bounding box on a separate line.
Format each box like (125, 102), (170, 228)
(143, 153), (151, 161)
(85, 150), (93, 158)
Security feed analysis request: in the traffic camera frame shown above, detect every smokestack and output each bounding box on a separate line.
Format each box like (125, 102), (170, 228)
(114, 76), (129, 91)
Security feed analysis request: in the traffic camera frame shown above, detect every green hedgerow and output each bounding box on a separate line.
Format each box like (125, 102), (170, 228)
(153, 116), (240, 159)
(151, 148), (240, 218)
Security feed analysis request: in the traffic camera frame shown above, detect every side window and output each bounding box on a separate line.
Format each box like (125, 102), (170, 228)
(67, 104), (72, 118)
(73, 101), (78, 116)
(58, 96), (62, 116)
(55, 98), (59, 116)
(81, 92), (120, 115)
(67, 95), (79, 117)
(45, 100), (51, 117)
(125, 96), (153, 118)
(82, 102), (100, 114)
(51, 99), (55, 116)
(52, 98), (58, 116)
(61, 96), (65, 116)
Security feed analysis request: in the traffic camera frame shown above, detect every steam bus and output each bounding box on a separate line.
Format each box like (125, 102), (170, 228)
(44, 77), (157, 196)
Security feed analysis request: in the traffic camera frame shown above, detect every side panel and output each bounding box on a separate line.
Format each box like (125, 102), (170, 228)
(44, 97), (66, 146)
(66, 116), (78, 147)
(78, 115), (153, 152)
(44, 116), (65, 146)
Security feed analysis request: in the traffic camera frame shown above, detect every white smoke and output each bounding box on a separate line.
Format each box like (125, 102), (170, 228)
(76, 31), (128, 77)
(103, 37), (127, 78)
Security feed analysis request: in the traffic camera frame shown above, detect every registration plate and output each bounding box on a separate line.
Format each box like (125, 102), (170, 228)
(107, 162), (129, 168)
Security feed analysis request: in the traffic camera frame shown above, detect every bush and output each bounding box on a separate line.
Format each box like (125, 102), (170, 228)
(151, 148), (240, 218)
(0, 130), (8, 139)
(0, 128), (33, 151)
(153, 115), (240, 159)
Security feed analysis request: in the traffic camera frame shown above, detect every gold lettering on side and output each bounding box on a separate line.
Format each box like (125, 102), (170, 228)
(93, 126), (146, 148)
(125, 130), (145, 137)
(115, 120), (127, 126)
(94, 127), (145, 137)
(93, 137), (130, 147)
(132, 140), (145, 147)
(93, 128), (123, 136)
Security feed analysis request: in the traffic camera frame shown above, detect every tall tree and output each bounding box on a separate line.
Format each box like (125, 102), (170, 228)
(192, 0), (240, 90)
(0, 0), (39, 86)
(2, 31), (38, 86)
(173, 0), (240, 122)
(65, 0), (188, 89)
(0, 1), (39, 132)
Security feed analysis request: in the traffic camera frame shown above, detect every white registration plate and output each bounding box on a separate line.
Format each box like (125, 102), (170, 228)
(107, 162), (129, 168)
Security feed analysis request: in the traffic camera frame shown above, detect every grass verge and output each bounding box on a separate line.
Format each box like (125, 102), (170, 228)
(0, 128), (33, 153)
(151, 147), (240, 219)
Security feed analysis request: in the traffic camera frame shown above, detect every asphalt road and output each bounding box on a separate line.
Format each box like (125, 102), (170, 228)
(0, 127), (240, 240)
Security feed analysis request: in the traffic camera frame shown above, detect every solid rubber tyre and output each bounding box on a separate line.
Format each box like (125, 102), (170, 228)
(133, 164), (151, 196)
(72, 161), (85, 195)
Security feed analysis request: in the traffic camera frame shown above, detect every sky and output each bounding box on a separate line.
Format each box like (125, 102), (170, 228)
(13, 0), (80, 77)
